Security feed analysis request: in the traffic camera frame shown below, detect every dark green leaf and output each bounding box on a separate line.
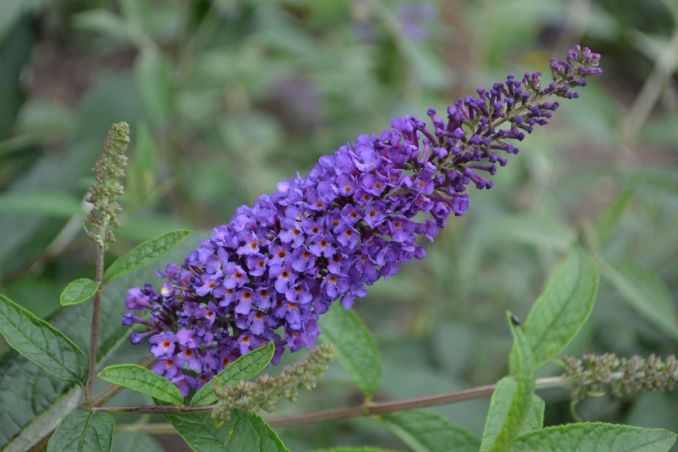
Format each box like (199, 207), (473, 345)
(319, 303), (381, 397)
(0, 293), (86, 382)
(47, 411), (115, 452)
(112, 432), (163, 452)
(60, 278), (99, 306)
(602, 260), (678, 340)
(511, 422), (677, 452)
(98, 364), (184, 406)
(104, 229), (192, 282)
(0, 237), (197, 451)
(594, 179), (637, 246)
(222, 411), (288, 452)
(0, 192), (82, 218)
(191, 341), (275, 406)
(383, 411), (480, 452)
(524, 246), (599, 365)
(167, 411), (289, 452)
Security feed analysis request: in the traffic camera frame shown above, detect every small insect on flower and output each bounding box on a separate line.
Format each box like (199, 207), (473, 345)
(123, 45), (601, 394)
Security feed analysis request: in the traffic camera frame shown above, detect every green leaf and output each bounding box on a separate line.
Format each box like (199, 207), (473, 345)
(166, 411), (289, 452)
(222, 411), (289, 452)
(0, 236), (197, 451)
(98, 364), (184, 406)
(72, 9), (131, 43)
(112, 432), (164, 452)
(481, 315), (535, 452)
(480, 377), (518, 452)
(47, 411), (115, 452)
(164, 413), (228, 451)
(135, 46), (172, 127)
(523, 246), (599, 366)
(518, 395), (545, 435)
(510, 422), (677, 452)
(602, 259), (678, 340)
(191, 341), (275, 406)
(60, 278), (99, 306)
(594, 179), (638, 246)
(104, 229), (192, 282)
(383, 411), (480, 452)
(318, 303), (381, 397)
(0, 192), (82, 218)
(0, 293), (86, 382)
(316, 448), (395, 452)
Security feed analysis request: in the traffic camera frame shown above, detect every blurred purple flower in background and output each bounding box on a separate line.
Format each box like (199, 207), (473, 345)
(123, 46), (601, 395)
(397, 3), (437, 40)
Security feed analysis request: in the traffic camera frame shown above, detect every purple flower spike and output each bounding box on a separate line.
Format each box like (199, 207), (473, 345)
(123, 46), (601, 393)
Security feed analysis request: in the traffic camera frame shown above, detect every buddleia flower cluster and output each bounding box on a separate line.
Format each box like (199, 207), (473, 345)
(123, 45), (601, 395)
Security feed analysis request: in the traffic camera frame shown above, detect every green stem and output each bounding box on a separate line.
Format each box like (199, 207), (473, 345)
(85, 242), (106, 406)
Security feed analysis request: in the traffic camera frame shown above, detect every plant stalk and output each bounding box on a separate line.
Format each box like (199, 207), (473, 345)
(94, 376), (567, 423)
(85, 242), (106, 405)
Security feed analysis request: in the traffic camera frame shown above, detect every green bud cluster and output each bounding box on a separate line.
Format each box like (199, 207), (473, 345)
(84, 122), (130, 247)
(562, 353), (677, 403)
(212, 344), (335, 421)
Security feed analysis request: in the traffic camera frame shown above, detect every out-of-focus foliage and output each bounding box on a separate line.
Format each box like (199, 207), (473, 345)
(0, 0), (676, 449)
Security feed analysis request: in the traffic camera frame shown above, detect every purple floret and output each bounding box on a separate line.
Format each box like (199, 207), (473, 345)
(123, 45), (601, 395)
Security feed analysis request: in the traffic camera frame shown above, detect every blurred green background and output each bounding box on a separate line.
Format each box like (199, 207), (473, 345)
(0, 0), (677, 450)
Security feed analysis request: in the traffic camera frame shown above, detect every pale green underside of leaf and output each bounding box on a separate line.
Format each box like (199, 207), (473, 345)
(191, 341), (275, 406)
(602, 259), (678, 340)
(47, 411), (114, 452)
(0, 235), (198, 451)
(318, 303), (381, 397)
(382, 410), (480, 452)
(510, 422), (677, 452)
(104, 229), (192, 282)
(482, 318), (535, 452)
(0, 192), (83, 218)
(60, 278), (99, 306)
(524, 246), (599, 365)
(97, 364), (184, 406)
(166, 411), (289, 452)
(518, 395), (545, 435)
(0, 293), (87, 382)
(480, 377), (518, 452)
(593, 178), (637, 247)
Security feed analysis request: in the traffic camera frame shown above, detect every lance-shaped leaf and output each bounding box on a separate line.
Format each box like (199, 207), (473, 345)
(98, 364), (184, 406)
(0, 293), (87, 382)
(166, 411), (289, 452)
(319, 303), (381, 397)
(383, 411), (480, 452)
(47, 411), (115, 452)
(104, 229), (192, 282)
(60, 278), (99, 306)
(0, 192), (83, 218)
(602, 259), (678, 340)
(0, 236), (199, 451)
(523, 246), (599, 366)
(593, 178), (637, 247)
(191, 341), (275, 406)
(510, 422), (677, 452)
(481, 315), (535, 452)
(518, 395), (545, 435)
